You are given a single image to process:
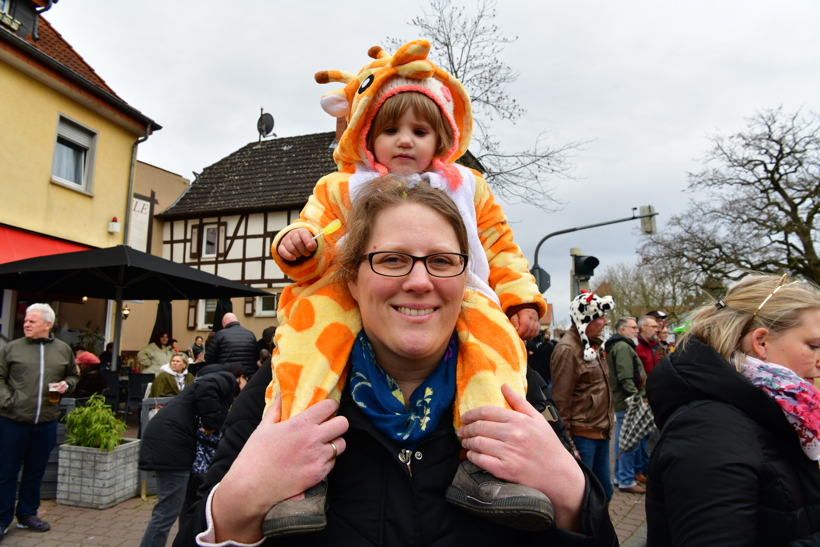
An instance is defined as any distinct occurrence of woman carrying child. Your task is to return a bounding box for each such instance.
[267,40,548,536]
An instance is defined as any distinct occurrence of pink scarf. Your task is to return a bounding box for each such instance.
[740,355,820,460]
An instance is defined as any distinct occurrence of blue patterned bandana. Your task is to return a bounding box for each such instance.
[349,330,457,449]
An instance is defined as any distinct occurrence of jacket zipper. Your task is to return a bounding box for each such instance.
[397,430,450,477]
[34,343,44,424]
[398,449,413,476]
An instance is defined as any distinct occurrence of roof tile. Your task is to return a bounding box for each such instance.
[159,132,339,217]
[24,17,121,97]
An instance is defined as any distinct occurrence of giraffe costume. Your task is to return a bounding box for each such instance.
[265,40,547,431]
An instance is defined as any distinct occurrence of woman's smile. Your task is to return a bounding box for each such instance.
[395,306,436,318]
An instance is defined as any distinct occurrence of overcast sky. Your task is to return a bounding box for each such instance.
[47,0,820,324]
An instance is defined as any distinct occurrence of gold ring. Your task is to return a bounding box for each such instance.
[329,441,337,460]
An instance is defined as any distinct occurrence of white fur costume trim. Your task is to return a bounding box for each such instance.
[347,164,499,307]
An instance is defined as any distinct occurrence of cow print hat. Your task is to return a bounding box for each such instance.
[569,291,615,361]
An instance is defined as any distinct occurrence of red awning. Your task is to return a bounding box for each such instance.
[0,226,92,265]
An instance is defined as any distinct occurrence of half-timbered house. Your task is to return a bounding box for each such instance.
[156,131,337,335]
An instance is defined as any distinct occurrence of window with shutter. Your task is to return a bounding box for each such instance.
[190,224,201,259]
[187,300,198,329]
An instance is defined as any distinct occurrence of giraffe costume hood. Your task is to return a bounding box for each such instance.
[315,39,472,190]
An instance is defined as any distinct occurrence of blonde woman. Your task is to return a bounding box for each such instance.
[646,275,820,546]
[149,354,194,398]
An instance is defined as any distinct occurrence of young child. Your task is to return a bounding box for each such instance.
[265,40,549,535]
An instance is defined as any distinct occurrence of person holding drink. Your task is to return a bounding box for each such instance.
[0,303,78,540]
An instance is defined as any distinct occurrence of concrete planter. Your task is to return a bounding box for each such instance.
[57,438,140,509]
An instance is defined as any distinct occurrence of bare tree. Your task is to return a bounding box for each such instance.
[592,260,710,327]
[640,107,820,286]
[387,0,587,210]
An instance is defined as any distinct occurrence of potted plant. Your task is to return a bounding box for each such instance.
[57,394,140,509]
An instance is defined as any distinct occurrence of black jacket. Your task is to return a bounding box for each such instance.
[204,321,258,377]
[646,337,820,546]
[173,364,617,547]
[139,371,236,472]
[527,338,554,385]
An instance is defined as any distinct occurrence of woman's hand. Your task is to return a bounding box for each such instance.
[277,229,317,261]
[458,384,585,531]
[212,393,349,543]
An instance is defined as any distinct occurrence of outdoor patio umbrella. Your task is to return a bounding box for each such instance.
[0,245,270,369]
[148,300,173,346]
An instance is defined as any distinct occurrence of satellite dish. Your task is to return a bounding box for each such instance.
[257,112,275,137]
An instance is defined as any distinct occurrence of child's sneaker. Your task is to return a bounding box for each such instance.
[445,460,554,531]
[262,480,328,537]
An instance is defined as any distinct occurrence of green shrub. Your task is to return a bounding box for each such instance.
[64,394,127,451]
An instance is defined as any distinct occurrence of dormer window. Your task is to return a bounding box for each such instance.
[0,0,21,31]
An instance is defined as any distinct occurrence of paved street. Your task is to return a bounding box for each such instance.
[3,415,647,546]
[2,487,645,546]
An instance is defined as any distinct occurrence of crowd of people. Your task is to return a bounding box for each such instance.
[2,36,819,547]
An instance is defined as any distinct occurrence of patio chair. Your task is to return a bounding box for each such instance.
[101,370,121,411]
[124,373,154,421]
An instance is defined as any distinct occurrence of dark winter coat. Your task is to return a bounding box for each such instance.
[73,367,109,399]
[604,335,646,413]
[203,321,257,377]
[527,337,554,385]
[0,335,78,424]
[646,336,820,546]
[635,336,660,375]
[139,371,236,472]
[173,364,617,547]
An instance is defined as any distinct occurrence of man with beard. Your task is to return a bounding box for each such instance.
[635,316,661,375]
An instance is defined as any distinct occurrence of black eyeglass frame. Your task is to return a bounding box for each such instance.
[364,251,469,278]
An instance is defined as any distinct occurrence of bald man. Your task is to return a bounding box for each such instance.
[203,313,258,377]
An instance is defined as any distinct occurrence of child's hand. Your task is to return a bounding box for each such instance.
[510,308,540,340]
[278,229,317,261]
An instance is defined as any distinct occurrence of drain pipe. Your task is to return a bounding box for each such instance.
[33,0,55,42]
[123,123,152,246]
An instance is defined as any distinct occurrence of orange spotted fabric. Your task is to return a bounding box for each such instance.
[264,40,547,430]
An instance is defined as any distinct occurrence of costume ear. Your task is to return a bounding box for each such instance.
[315,70,356,117]
[319,90,350,117]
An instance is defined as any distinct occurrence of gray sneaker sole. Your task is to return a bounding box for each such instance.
[262,513,327,537]
[445,485,555,531]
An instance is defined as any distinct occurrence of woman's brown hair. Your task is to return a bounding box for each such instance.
[366,92,455,161]
[336,175,469,286]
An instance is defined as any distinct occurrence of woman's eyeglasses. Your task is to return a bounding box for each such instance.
[364,252,468,278]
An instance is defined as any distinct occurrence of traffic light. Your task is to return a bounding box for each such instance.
[640,205,657,235]
[573,255,599,279]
